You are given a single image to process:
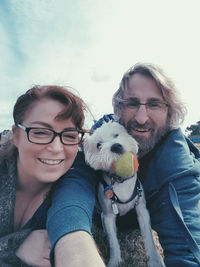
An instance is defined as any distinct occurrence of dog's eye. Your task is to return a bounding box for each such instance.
[97,142,102,150]
[114,134,119,138]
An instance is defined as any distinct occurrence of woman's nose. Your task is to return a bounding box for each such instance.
[47,136,64,152]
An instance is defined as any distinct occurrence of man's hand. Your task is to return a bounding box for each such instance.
[16,229,51,267]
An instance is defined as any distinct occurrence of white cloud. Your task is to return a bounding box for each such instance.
[0,101,13,115]
[0,0,200,132]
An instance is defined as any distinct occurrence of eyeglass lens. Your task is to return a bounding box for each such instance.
[29,128,82,144]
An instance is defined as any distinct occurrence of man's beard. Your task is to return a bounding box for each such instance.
[125,120,170,158]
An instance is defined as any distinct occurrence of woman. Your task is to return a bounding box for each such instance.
[0,85,105,267]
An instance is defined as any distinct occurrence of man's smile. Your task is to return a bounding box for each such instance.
[134,128,150,133]
[130,126,152,138]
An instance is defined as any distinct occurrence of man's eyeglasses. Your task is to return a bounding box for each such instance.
[17,124,85,145]
[118,98,168,114]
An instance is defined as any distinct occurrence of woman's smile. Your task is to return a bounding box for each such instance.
[38,158,64,165]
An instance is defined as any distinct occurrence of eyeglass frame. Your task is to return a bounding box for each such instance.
[118,98,169,113]
[16,123,85,145]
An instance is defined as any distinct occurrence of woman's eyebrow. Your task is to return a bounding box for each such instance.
[30,121,53,128]
[63,127,78,131]
[30,122,77,131]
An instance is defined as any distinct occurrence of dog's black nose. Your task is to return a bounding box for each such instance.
[111,143,124,154]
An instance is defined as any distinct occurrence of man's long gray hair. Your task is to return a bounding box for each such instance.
[112,63,187,129]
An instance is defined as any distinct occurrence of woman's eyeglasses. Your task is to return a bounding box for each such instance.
[17,124,84,145]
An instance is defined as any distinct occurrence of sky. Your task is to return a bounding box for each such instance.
[0,0,200,132]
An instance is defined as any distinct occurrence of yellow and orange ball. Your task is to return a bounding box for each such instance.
[112,152,139,177]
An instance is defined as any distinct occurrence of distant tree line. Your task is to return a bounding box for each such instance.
[185,121,200,143]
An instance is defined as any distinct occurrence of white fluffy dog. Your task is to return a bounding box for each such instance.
[84,121,165,267]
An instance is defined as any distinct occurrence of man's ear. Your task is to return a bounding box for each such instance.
[12,125,19,147]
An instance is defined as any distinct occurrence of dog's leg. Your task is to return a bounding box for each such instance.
[136,196,165,267]
[102,212,122,267]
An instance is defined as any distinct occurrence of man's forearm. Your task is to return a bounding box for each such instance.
[54,231,105,267]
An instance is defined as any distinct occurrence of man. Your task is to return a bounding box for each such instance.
[93,63,200,266]
[47,63,200,266]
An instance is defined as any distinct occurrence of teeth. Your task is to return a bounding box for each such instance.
[136,129,149,132]
[39,159,63,165]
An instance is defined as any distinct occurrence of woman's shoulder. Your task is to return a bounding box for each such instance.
[0,130,15,162]
[0,130,17,190]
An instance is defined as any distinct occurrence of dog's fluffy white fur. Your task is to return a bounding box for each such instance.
[84,121,138,172]
[84,121,165,267]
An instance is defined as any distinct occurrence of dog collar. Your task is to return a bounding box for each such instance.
[101,178,142,205]
[105,172,134,183]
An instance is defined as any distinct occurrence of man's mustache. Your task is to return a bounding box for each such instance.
[126,120,152,131]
